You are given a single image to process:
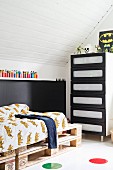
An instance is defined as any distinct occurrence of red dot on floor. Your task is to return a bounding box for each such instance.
[89,158,108,164]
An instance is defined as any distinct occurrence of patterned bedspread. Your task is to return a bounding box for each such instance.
[0,104,68,153]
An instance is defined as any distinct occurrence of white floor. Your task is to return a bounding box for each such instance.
[25,135,113,170]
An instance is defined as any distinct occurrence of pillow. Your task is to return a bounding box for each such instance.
[0,106,12,115]
[9,104,29,114]
[0,104,29,122]
[0,106,15,121]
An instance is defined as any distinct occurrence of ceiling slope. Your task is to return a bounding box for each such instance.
[0,0,113,66]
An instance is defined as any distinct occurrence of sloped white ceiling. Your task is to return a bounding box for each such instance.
[0,0,113,66]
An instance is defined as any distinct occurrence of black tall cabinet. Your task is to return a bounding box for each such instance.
[71,52,113,140]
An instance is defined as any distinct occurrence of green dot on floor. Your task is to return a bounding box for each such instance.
[42,163,62,169]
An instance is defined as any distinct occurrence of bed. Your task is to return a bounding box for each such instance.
[0,80,81,170]
[0,103,68,153]
[0,80,67,153]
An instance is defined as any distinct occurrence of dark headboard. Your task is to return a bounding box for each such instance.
[0,80,66,115]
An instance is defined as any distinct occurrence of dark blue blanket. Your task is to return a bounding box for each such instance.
[15,114,57,149]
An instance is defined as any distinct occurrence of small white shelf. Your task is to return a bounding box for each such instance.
[0,77,38,81]
[0,77,57,81]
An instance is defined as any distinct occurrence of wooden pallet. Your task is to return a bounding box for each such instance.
[15,123,82,170]
[0,123,82,170]
[0,150,15,170]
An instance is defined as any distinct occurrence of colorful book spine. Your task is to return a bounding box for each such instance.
[0,70,38,79]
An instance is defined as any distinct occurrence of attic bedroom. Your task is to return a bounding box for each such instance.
[0,0,113,170]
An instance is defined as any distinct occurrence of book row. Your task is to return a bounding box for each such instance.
[0,70,38,78]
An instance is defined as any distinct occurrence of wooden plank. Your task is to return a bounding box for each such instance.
[0,155,15,164]
[58,123,82,132]
[45,148,58,156]
[16,146,27,155]
[17,144,48,156]
[4,158,15,170]
[58,134,78,144]
[76,137,82,147]
[16,155,28,170]
[0,156,15,170]
[70,140,77,147]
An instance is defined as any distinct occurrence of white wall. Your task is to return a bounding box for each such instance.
[83,9,113,50]
[0,59,66,80]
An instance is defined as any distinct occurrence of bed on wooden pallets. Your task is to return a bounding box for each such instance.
[0,103,82,170]
[0,104,69,153]
[0,80,82,170]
